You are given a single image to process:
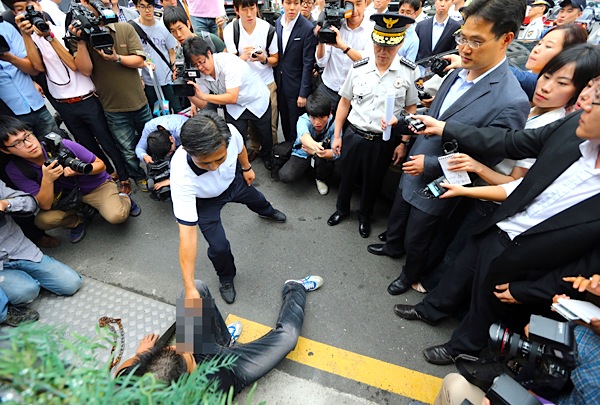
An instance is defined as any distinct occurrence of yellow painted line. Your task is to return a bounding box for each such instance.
[226,314,442,404]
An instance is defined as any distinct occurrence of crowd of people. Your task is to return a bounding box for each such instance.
[1,0,600,402]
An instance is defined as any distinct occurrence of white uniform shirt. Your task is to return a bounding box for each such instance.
[339,56,420,133]
[518,17,545,40]
[223,18,278,85]
[195,52,270,120]
[30,24,96,99]
[170,124,244,224]
[316,18,374,92]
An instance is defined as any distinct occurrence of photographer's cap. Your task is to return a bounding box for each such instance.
[370,13,415,47]
[559,0,586,10]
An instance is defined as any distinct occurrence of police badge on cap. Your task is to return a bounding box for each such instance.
[370,13,415,47]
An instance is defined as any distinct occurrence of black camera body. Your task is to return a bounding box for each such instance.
[43,133,93,175]
[416,49,458,78]
[171,60,198,97]
[316,0,354,44]
[66,1,116,54]
[430,57,451,77]
[146,160,171,202]
[23,5,50,33]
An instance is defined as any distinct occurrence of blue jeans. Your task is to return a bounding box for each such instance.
[18,105,62,140]
[191,280,306,390]
[0,287,7,323]
[0,255,82,305]
[191,16,218,35]
[104,106,153,181]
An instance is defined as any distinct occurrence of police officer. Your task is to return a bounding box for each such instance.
[518,0,554,40]
[327,13,420,238]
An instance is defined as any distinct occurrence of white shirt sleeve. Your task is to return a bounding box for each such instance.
[499,177,524,197]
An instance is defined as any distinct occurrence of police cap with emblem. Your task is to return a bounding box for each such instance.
[531,0,555,10]
[370,13,415,47]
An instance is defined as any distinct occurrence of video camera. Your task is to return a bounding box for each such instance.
[171,60,198,97]
[43,133,93,175]
[316,0,354,44]
[146,159,171,202]
[416,49,459,78]
[22,5,50,33]
[65,0,117,55]
[0,16,10,54]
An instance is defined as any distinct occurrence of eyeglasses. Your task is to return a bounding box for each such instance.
[301,1,314,6]
[454,33,494,49]
[398,9,415,16]
[7,132,34,149]
[137,4,154,10]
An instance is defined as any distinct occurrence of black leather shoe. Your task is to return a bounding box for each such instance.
[219,282,236,304]
[378,231,387,242]
[327,211,347,226]
[359,220,371,238]
[259,209,287,223]
[367,243,405,258]
[423,344,454,365]
[264,158,274,171]
[387,275,412,295]
[393,304,440,326]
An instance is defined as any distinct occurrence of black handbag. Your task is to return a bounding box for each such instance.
[52,183,83,212]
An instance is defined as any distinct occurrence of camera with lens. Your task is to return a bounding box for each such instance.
[146,159,171,202]
[171,60,199,97]
[43,133,93,175]
[23,5,50,33]
[416,49,458,78]
[66,1,117,55]
[316,0,354,44]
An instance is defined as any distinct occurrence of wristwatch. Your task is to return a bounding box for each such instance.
[115,55,122,64]
[45,32,54,42]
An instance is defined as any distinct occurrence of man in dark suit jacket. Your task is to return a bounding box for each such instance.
[414,0,461,62]
[368,0,529,296]
[275,1,317,142]
[406,98,600,365]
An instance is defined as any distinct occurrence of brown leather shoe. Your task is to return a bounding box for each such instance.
[247,149,258,163]
[35,234,61,248]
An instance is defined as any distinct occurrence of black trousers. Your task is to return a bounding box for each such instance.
[277,82,305,143]
[54,96,130,181]
[335,126,394,221]
[317,82,341,117]
[225,106,273,162]
[278,155,335,183]
[195,172,276,284]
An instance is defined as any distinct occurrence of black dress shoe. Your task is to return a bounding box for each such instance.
[393,304,440,326]
[219,282,236,304]
[423,344,454,365]
[359,221,371,238]
[387,275,412,295]
[378,231,387,242]
[264,158,274,171]
[327,211,347,226]
[367,243,405,258]
[259,209,287,223]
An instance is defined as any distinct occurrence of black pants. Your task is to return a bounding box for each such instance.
[279,155,335,183]
[277,83,305,142]
[196,172,276,284]
[335,126,394,221]
[225,106,273,162]
[317,82,341,117]
[54,96,130,181]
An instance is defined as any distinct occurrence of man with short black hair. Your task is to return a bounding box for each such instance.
[556,0,585,26]
[414,0,462,62]
[170,112,286,304]
[398,0,421,62]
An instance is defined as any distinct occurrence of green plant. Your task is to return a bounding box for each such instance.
[0,323,248,405]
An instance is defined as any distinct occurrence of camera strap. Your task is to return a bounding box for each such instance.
[232,19,276,56]
[128,20,173,71]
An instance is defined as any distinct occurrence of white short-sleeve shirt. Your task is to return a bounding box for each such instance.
[170,124,244,225]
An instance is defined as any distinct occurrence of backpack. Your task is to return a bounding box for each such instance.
[232,19,276,56]
[199,31,217,53]
[271,141,293,173]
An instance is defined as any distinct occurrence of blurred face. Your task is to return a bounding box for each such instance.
[345,0,366,27]
[190,51,215,77]
[309,115,330,132]
[575,88,600,140]
[533,63,576,110]
[2,131,44,161]
[435,0,452,16]
[189,144,228,171]
[235,3,258,26]
[457,16,512,78]
[525,29,565,74]
[168,20,193,44]
[398,3,417,17]
[556,5,582,25]
[300,0,313,19]
[283,0,301,21]
[136,0,155,23]
[373,0,391,11]
[12,0,43,14]
[574,77,600,110]
[527,4,546,19]
[373,43,401,67]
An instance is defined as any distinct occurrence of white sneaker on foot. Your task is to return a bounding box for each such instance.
[315,179,329,195]
[285,276,324,292]
[227,320,242,346]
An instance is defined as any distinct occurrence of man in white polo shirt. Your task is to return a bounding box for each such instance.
[183,36,275,170]
[170,112,286,305]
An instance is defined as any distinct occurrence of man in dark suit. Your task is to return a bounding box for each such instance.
[275,0,318,142]
[367,0,529,295]
[402,90,600,365]
[414,0,461,62]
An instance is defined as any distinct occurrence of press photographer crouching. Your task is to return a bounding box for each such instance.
[0,116,141,244]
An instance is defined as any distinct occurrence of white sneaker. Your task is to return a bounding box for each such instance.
[227,320,242,347]
[285,276,324,292]
[315,179,329,195]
